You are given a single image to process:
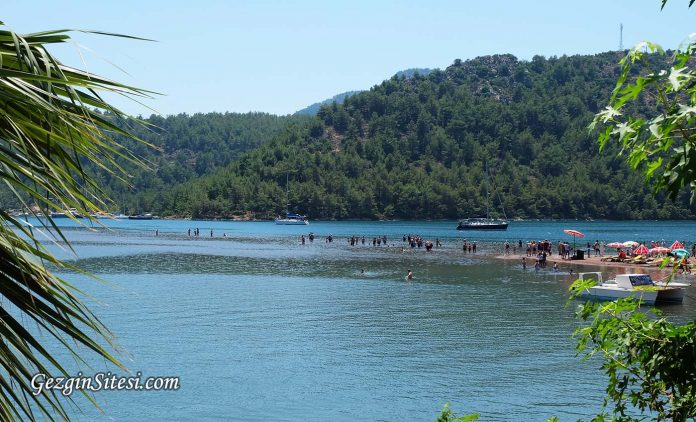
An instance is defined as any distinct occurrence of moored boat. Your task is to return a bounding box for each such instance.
[128,213,153,220]
[275,174,309,225]
[275,212,309,225]
[456,162,508,231]
[50,209,84,218]
[578,272,685,305]
[456,218,508,230]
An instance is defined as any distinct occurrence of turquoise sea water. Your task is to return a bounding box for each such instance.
[25,219,696,421]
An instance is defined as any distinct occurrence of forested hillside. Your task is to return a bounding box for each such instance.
[6,52,693,220]
[103,112,312,202]
[133,52,696,220]
[0,112,311,212]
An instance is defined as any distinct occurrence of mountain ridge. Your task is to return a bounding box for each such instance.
[294,68,433,116]
[7,52,692,220]
[130,51,694,220]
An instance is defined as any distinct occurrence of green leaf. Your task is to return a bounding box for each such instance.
[0,22,154,418]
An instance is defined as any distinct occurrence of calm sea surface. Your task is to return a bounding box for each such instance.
[27,219,696,421]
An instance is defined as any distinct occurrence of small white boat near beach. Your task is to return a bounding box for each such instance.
[578,272,686,305]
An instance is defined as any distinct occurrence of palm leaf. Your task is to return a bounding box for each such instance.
[0,23,154,420]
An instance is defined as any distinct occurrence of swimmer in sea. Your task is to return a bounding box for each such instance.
[406,269,413,280]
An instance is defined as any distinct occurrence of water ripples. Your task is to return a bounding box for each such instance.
[42,224,696,421]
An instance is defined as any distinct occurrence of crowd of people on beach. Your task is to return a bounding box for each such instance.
[500,237,696,275]
[159,225,696,280]
[173,226,696,276]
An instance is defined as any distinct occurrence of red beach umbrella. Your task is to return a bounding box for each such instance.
[563,229,584,238]
[563,229,584,250]
[670,240,684,250]
[606,242,624,248]
[649,246,670,254]
[633,244,649,255]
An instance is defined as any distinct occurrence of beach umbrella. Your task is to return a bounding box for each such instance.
[670,240,684,250]
[672,248,690,256]
[649,246,670,254]
[634,244,649,255]
[563,229,584,251]
[606,242,624,248]
[623,241,639,248]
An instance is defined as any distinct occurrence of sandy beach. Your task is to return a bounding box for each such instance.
[495,251,687,280]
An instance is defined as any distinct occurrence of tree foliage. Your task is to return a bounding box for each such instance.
[0,23,150,419]
[575,2,696,420]
[569,279,696,421]
[6,50,691,221]
[136,52,696,220]
[0,111,311,213]
[592,39,696,202]
[435,403,479,422]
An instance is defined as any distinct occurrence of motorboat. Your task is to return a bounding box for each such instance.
[577,272,685,305]
[588,272,691,288]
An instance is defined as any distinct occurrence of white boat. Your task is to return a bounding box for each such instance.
[128,213,153,220]
[50,209,84,218]
[275,174,309,225]
[652,277,692,288]
[593,272,691,288]
[275,212,309,225]
[578,272,685,305]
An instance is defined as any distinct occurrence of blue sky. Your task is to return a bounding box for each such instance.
[3,1,695,116]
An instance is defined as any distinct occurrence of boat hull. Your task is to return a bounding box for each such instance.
[583,286,659,305]
[275,219,308,225]
[655,287,686,303]
[50,212,84,218]
[456,223,508,230]
[582,286,685,305]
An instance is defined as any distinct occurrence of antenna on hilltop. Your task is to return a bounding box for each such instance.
[619,23,623,51]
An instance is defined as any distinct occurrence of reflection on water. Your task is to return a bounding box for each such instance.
[37,220,696,421]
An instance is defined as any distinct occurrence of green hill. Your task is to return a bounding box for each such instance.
[8,53,692,220]
[0,112,312,213]
[138,52,695,220]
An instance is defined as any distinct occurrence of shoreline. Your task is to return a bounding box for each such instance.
[494,252,680,278]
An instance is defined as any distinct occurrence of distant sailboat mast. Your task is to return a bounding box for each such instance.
[275,173,309,225]
[456,161,508,230]
[485,162,490,219]
[285,173,290,216]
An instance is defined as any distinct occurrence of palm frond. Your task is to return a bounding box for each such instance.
[0,23,154,419]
